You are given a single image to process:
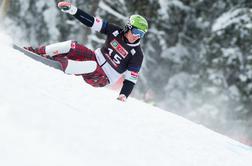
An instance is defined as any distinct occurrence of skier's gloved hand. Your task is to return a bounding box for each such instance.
[58,2,77,15]
[117,94,127,102]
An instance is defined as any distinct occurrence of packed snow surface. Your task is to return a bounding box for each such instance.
[0,32,252,166]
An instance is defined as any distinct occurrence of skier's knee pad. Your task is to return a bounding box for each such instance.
[45,40,76,57]
[64,60,97,75]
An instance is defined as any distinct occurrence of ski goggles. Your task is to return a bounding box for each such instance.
[131,28,145,38]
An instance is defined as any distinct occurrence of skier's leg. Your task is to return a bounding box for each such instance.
[24,40,73,57]
[45,40,73,57]
[24,46,46,55]
[62,42,109,87]
[82,66,109,87]
[65,41,95,61]
[53,41,99,75]
[25,41,109,85]
[64,60,97,75]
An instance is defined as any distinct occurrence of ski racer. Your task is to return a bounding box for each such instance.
[25,1,148,102]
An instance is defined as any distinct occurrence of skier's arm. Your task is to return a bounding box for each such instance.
[117,80,135,101]
[117,70,139,102]
[58,2,108,33]
[73,9,108,32]
[117,48,144,102]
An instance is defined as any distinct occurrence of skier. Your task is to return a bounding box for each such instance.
[25,1,148,102]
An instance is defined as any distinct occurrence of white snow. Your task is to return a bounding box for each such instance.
[98,1,127,20]
[158,0,190,19]
[40,1,60,41]
[0,31,252,166]
[221,47,243,65]
[212,8,252,32]
[161,43,189,63]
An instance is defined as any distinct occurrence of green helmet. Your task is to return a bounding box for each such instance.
[126,14,148,35]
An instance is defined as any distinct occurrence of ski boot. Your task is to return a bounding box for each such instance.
[23,46,53,59]
[24,46,46,56]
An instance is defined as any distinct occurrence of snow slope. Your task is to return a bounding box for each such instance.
[0,32,252,166]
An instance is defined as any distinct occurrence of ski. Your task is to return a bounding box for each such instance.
[12,44,63,71]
